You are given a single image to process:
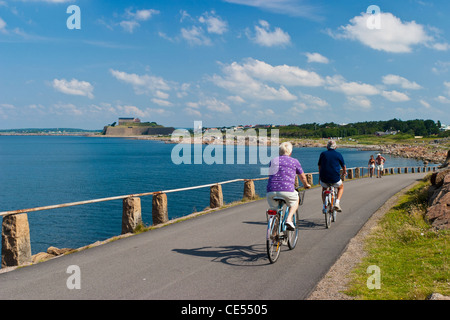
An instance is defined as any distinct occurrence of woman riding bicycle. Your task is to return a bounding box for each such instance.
[266,142,311,231]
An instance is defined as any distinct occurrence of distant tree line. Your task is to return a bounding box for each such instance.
[276,119,444,138]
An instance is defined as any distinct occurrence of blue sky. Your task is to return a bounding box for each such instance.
[1,0,449,130]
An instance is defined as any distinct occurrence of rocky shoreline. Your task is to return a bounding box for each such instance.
[92,133,447,164]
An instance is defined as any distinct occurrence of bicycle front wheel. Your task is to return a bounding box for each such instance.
[266,214,282,263]
[287,208,299,250]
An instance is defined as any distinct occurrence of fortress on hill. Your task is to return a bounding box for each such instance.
[102,118,175,136]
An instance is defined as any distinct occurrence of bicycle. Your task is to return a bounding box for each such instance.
[266,188,305,264]
[322,185,337,229]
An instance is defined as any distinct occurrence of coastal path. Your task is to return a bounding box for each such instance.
[0,172,426,299]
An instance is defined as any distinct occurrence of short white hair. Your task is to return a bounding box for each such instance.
[327,140,337,150]
[279,142,293,155]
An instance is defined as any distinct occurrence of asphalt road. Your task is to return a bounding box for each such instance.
[0,172,426,300]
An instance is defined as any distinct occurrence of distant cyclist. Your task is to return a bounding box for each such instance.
[318,140,346,212]
[267,142,311,231]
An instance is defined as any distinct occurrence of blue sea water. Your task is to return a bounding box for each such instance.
[0,136,424,255]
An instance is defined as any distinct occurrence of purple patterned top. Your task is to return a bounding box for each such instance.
[267,155,304,192]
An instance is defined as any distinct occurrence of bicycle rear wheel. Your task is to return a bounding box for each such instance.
[266,214,282,263]
[325,208,332,228]
[287,208,299,249]
[325,195,332,229]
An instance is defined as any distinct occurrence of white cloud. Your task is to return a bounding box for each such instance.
[151,98,173,107]
[0,17,6,33]
[189,97,232,114]
[212,58,324,101]
[419,99,431,109]
[119,20,139,33]
[347,96,372,110]
[241,58,324,87]
[133,9,159,21]
[329,12,436,53]
[181,26,212,46]
[52,78,94,99]
[299,93,329,107]
[381,90,410,102]
[435,96,450,104]
[120,8,159,33]
[110,69,171,95]
[222,0,322,20]
[199,11,228,34]
[227,95,245,104]
[116,105,149,118]
[382,74,422,90]
[444,81,450,96]
[249,20,291,47]
[51,103,83,116]
[326,75,379,96]
[305,52,329,64]
[184,107,202,117]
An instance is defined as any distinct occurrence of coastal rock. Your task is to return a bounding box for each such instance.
[32,252,55,263]
[47,246,73,256]
[430,168,450,188]
[427,169,450,230]
[428,293,450,300]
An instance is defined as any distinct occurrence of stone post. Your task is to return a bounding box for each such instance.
[355,167,360,179]
[390,168,394,174]
[1,213,32,268]
[347,169,354,179]
[412,167,415,173]
[152,193,168,225]
[397,167,401,174]
[243,180,256,200]
[306,173,313,186]
[210,184,223,209]
[122,197,142,234]
[404,167,408,174]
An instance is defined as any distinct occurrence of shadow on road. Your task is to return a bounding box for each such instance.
[298,218,325,230]
[172,244,269,267]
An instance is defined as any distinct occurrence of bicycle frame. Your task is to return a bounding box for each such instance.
[323,186,337,228]
[266,189,304,263]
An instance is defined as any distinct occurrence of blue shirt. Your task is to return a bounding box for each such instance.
[267,155,304,192]
[318,149,345,184]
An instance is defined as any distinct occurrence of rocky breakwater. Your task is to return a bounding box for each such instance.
[426,151,450,230]
[379,144,446,163]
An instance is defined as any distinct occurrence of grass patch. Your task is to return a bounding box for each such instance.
[345,177,450,300]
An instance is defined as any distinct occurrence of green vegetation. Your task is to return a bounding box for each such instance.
[345,177,450,300]
[276,119,444,139]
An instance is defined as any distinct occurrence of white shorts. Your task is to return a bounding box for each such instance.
[267,191,299,210]
[320,180,343,188]
[376,164,384,170]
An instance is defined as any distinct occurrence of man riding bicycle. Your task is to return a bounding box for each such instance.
[267,142,311,231]
[318,140,346,212]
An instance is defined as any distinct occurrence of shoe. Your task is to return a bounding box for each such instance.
[334,202,342,212]
[285,221,295,231]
